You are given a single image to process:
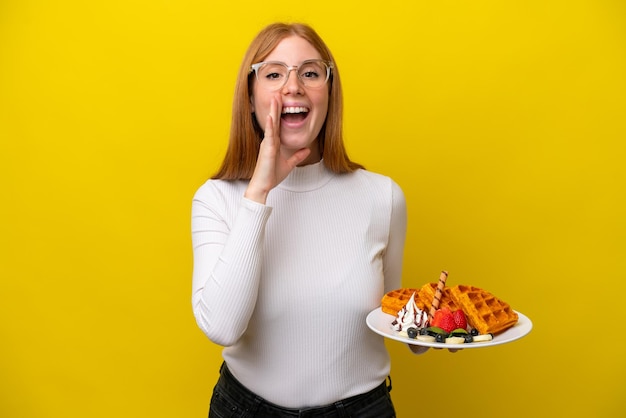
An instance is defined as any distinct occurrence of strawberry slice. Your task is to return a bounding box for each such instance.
[438,315,456,333]
[452,310,468,330]
[431,308,456,333]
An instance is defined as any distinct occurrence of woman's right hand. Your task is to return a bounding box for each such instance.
[244,96,311,204]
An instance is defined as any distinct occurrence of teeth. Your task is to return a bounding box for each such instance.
[282,106,308,114]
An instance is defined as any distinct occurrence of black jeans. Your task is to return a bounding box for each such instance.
[208,363,396,418]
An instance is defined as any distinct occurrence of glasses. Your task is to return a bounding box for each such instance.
[250,59,333,91]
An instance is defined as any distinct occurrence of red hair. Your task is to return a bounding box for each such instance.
[212,22,364,180]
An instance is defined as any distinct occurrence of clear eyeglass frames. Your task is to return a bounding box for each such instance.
[249,59,333,91]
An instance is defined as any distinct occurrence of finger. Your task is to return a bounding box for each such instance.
[266,97,277,136]
[272,95,281,141]
[408,345,430,355]
[264,113,274,141]
[263,98,279,147]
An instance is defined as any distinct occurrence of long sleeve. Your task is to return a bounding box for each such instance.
[191,181,271,346]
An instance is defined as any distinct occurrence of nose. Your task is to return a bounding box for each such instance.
[282,68,303,93]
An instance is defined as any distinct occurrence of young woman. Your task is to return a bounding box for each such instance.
[191,22,407,417]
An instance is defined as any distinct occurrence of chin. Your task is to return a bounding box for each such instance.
[280,135,316,150]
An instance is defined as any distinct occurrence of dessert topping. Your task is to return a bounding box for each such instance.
[391,292,428,331]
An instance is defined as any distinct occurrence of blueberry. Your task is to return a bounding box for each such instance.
[435,334,445,343]
[407,327,418,339]
[464,334,474,343]
[470,328,479,336]
[419,327,428,335]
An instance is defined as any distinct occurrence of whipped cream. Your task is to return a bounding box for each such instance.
[391,292,428,331]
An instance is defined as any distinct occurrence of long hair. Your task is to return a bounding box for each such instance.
[212,22,364,180]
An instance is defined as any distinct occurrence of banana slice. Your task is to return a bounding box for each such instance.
[472,334,493,342]
[416,335,436,343]
[445,336,465,344]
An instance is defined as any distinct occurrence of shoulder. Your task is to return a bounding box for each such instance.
[193,179,248,201]
[192,179,249,214]
[336,169,406,214]
[348,169,405,197]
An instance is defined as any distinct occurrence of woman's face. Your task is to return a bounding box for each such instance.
[251,36,329,163]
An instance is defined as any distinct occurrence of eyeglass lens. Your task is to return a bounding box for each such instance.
[255,61,329,90]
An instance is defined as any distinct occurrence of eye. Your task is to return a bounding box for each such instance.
[259,64,287,81]
[301,70,320,79]
[299,63,324,79]
[265,72,283,80]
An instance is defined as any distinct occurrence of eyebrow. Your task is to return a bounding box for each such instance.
[259,59,324,65]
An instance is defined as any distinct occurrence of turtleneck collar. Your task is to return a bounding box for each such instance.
[277,160,334,192]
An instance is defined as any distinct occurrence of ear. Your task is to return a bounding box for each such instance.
[249,94,255,113]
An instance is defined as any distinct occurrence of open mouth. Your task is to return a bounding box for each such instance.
[281,106,309,123]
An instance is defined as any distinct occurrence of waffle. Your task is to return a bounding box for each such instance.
[416,282,463,314]
[381,288,420,315]
[449,284,518,334]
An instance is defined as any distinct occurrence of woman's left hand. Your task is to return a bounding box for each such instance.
[408,345,430,355]
[408,345,461,354]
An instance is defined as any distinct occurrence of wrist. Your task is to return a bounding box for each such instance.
[244,185,269,204]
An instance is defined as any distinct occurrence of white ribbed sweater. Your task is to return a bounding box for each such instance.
[191,161,407,408]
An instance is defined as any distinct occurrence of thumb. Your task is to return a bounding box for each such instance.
[286,148,312,168]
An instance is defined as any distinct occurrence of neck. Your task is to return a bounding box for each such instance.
[284,142,321,167]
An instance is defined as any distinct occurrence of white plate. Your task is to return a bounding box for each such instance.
[366,307,532,349]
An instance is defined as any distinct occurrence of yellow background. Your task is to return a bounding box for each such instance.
[1,1,625,417]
